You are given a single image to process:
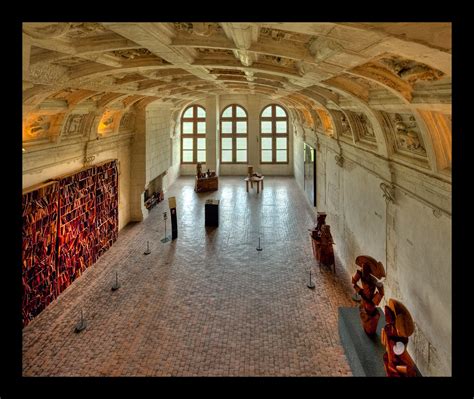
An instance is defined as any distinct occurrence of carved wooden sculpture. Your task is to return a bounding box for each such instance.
[319,225,335,271]
[309,212,327,263]
[196,162,203,178]
[352,255,385,335]
[381,299,416,377]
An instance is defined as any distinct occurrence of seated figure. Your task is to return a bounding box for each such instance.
[381,299,417,377]
[352,255,385,335]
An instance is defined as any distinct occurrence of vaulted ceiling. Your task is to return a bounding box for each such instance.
[22,22,452,176]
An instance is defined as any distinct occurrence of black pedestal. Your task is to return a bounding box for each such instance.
[205,199,219,227]
[170,207,178,239]
[338,307,387,376]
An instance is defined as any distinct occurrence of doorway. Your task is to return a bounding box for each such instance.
[303,143,316,207]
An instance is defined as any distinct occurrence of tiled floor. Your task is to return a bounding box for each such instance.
[22,176,355,376]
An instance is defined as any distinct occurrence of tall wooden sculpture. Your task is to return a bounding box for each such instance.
[381,299,416,377]
[351,255,385,335]
[309,213,336,272]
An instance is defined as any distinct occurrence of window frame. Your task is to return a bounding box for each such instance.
[220,104,249,164]
[181,105,206,164]
[260,104,289,164]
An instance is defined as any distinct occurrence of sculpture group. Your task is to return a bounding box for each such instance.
[309,211,417,377]
[351,255,417,377]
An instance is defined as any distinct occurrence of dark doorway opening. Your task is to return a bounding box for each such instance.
[304,143,316,207]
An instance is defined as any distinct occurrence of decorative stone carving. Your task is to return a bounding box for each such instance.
[308,36,344,62]
[52,57,90,68]
[23,23,70,39]
[112,48,155,60]
[98,111,116,135]
[356,112,376,142]
[260,54,294,68]
[195,48,234,57]
[66,23,107,38]
[391,113,426,155]
[340,113,352,137]
[119,112,136,131]
[29,63,69,85]
[63,114,85,136]
[260,27,288,41]
[174,22,220,37]
[350,62,413,102]
[380,182,395,203]
[25,115,51,139]
[378,55,445,85]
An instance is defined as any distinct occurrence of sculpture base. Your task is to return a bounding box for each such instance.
[338,307,423,377]
[338,307,386,376]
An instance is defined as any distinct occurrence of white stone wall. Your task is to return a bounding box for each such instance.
[309,129,452,376]
[145,104,172,184]
[22,134,133,231]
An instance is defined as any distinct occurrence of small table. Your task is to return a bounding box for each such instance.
[245,176,264,194]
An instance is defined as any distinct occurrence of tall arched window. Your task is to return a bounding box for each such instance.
[220,104,248,163]
[260,104,289,163]
[181,105,206,164]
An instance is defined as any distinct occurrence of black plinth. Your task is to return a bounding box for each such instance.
[205,199,219,227]
[338,307,387,376]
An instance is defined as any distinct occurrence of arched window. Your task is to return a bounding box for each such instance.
[220,104,248,163]
[260,104,289,163]
[181,105,206,164]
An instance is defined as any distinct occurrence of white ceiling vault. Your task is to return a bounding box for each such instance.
[22,22,452,177]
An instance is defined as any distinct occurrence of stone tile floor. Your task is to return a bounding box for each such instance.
[22,176,355,376]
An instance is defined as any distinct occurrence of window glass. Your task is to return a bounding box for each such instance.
[183,138,193,150]
[182,151,193,162]
[222,107,232,118]
[276,121,287,133]
[236,137,247,149]
[222,150,232,162]
[236,150,247,162]
[222,138,233,150]
[261,137,272,150]
[197,138,206,150]
[236,121,247,134]
[275,106,286,117]
[197,107,206,118]
[197,122,206,134]
[276,137,287,149]
[183,122,193,134]
[276,150,287,162]
[183,107,193,118]
[222,121,233,133]
[197,150,206,162]
[261,121,272,133]
[261,150,272,162]
[262,106,272,117]
[236,106,246,118]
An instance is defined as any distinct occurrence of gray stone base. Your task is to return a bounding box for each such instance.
[338,306,387,376]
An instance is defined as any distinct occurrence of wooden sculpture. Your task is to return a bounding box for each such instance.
[319,225,335,271]
[381,299,416,377]
[309,212,327,262]
[309,213,335,272]
[352,255,385,335]
[196,162,203,178]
